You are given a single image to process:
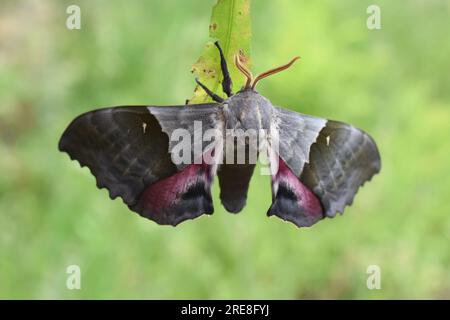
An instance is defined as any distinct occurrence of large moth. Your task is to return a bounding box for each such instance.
[59,42,381,227]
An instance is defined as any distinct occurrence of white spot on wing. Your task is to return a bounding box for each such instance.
[142,122,147,134]
[326,135,330,146]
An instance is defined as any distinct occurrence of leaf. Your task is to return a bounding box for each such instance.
[189,0,252,104]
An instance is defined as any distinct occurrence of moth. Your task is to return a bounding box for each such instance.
[59,42,381,227]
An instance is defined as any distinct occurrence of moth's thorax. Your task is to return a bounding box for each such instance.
[222,89,273,131]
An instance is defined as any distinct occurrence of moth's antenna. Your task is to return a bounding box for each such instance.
[251,56,300,89]
[234,54,253,89]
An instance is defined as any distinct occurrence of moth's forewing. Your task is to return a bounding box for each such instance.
[300,120,381,217]
[149,104,221,170]
[59,104,222,226]
[273,107,327,176]
[59,107,177,205]
[268,108,381,227]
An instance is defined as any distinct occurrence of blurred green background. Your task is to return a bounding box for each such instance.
[1,0,449,299]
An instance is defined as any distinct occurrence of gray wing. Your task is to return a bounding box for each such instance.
[272,107,327,176]
[59,106,176,206]
[271,107,381,224]
[149,104,223,170]
[59,104,222,226]
[300,120,381,217]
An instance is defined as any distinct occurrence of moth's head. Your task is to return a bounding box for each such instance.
[234,54,300,92]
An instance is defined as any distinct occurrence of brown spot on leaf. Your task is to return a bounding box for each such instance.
[238,49,250,66]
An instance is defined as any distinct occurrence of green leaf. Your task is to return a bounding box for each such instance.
[189,0,252,104]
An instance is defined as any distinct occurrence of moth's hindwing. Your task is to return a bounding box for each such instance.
[267,156,324,227]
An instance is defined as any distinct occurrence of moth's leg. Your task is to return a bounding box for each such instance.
[214,41,233,97]
[195,78,224,103]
